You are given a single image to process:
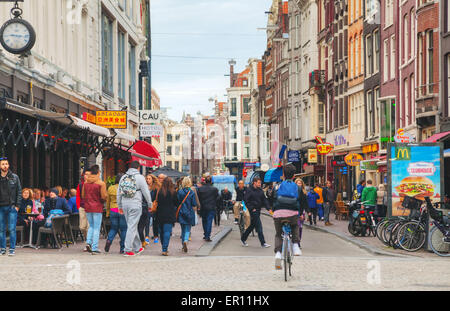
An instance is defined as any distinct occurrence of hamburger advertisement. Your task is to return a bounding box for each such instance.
[389,144,442,217]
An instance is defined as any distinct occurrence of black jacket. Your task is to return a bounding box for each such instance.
[156,191,179,224]
[244,185,270,212]
[235,186,246,201]
[197,184,219,214]
[323,187,336,203]
[0,171,22,207]
[42,197,71,219]
[220,190,232,201]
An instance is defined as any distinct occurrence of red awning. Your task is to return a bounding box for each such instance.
[125,140,162,168]
[422,131,450,143]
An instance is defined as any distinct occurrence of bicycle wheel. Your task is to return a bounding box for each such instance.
[383,221,397,247]
[396,221,426,252]
[429,226,450,257]
[287,240,293,277]
[283,237,288,281]
[389,221,404,248]
[376,219,389,242]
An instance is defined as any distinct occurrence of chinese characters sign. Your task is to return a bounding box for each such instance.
[95,111,127,129]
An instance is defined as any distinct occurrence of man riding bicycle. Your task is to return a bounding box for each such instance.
[272,164,310,269]
[233,181,248,226]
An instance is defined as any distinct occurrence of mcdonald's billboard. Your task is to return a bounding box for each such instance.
[387,143,443,217]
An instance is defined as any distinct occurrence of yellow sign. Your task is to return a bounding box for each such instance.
[362,143,379,154]
[82,112,96,124]
[344,153,363,166]
[308,149,318,163]
[96,111,127,129]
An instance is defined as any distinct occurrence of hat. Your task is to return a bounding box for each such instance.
[50,188,59,196]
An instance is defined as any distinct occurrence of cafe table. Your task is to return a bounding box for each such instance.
[19,213,41,249]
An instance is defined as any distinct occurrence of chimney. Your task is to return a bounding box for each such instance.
[229,59,236,87]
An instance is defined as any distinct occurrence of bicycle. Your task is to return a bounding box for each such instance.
[396,197,428,252]
[278,220,293,282]
[426,198,450,257]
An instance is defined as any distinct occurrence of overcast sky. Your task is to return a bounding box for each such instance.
[151,0,271,122]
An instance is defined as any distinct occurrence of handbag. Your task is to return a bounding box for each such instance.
[151,188,160,213]
[176,190,191,220]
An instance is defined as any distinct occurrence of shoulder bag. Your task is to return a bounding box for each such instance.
[176,190,191,220]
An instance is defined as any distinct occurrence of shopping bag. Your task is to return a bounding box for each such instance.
[194,212,198,226]
[220,211,227,222]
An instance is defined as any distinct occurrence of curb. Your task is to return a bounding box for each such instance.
[195,225,233,257]
[260,211,410,258]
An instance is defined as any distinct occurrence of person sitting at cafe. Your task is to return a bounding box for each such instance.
[67,189,78,214]
[32,188,71,246]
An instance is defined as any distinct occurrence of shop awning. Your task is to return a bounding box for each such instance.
[68,115,111,137]
[128,140,162,167]
[264,167,283,183]
[422,131,450,143]
[113,129,136,143]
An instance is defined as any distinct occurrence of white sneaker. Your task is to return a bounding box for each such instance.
[262,243,271,248]
[241,239,248,247]
[275,252,282,270]
[293,243,302,256]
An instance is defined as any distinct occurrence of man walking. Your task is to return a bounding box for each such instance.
[197,176,219,242]
[233,180,246,225]
[314,184,324,221]
[361,180,377,214]
[117,161,152,257]
[323,180,336,226]
[76,169,91,240]
[0,158,22,256]
[241,177,271,248]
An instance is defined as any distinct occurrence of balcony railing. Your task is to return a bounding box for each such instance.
[309,70,326,89]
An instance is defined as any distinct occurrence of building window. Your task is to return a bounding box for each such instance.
[403,78,408,127]
[447,55,450,114]
[427,30,433,93]
[167,134,172,142]
[233,143,237,157]
[167,161,172,168]
[366,34,373,75]
[447,0,450,33]
[175,161,179,171]
[367,91,374,135]
[410,74,415,122]
[418,33,424,96]
[101,13,113,95]
[243,98,250,113]
[384,39,389,82]
[318,102,324,134]
[375,88,380,134]
[230,98,237,116]
[374,31,380,72]
[403,14,408,64]
[390,36,395,81]
[118,31,125,101]
[243,121,250,136]
[175,146,180,156]
[128,42,136,110]
[411,9,416,59]
[244,145,250,159]
[231,121,237,139]
[175,134,180,141]
[167,146,172,156]
[385,0,393,27]
[350,38,354,78]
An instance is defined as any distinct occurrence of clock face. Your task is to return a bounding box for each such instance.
[3,22,30,50]
[0,19,36,54]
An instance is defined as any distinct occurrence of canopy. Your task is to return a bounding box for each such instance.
[150,166,188,179]
[212,175,236,184]
[422,131,450,143]
[264,167,283,183]
[129,140,162,167]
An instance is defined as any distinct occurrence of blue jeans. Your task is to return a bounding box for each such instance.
[0,206,17,250]
[318,204,324,219]
[159,223,173,252]
[107,211,127,252]
[180,224,191,244]
[86,212,103,251]
[202,210,215,240]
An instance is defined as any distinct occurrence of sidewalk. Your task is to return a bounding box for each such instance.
[262,211,439,258]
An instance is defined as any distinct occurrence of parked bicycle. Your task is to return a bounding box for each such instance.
[426,197,450,257]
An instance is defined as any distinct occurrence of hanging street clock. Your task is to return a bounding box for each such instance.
[0,1,36,55]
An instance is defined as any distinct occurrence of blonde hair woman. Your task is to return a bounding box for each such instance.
[295,178,307,195]
[176,176,198,253]
[294,178,308,250]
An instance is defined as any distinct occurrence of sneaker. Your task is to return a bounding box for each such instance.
[241,239,248,247]
[205,238,212,242]
[8,249,15,256]
[124,251,136,257]
[91,250,101,255]
[293,243,302,256]
[145,236,150,243]
[0,249,6,256]
[234,219,239,224]
[119,250,124,254]
[136,247,144,255]
[182,241,188,253]
[84,244,92,253]
[104,240,112,253]
[162,251,168,256]
[275,252,282,270]
[262,243,271,248]
[141,241,147,248]
[154,238,159,244]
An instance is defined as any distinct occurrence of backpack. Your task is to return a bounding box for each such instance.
[119,174,138,198]
[277,181,299,199]
[44,209,64,228]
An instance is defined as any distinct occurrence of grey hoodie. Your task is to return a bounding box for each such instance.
[117,168,152,209]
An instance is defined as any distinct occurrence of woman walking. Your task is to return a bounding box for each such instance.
[155,177,179,256]
[139,174,160,247]
[295,178,308,249]
[104,174,127,254]
[177,177,198,253]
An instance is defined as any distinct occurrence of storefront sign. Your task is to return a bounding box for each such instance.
[344,153,363,166]
[334,134,347,147]
[388,143,443,217]
[394,128,415,143]
[96,111,127,129]
[307,149,318,163]
[82,112,96,124]
[139,110,162,124]
[140,125,163,137]
[360,160,378,171]
[332,159,346,167]
[288,150,300,162]
[315,136,333,154]
[362,143,379,154]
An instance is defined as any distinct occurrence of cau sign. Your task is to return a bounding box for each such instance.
[139,110,162,124]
